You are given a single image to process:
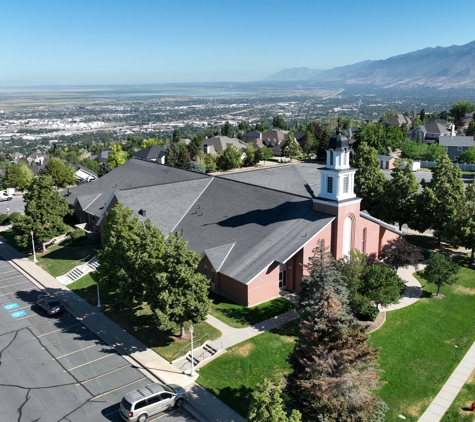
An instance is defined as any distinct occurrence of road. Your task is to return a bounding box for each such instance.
[0,257,197,422]
[0,195,25,215]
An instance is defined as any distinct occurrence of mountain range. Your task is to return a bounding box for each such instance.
[265,40,475,89]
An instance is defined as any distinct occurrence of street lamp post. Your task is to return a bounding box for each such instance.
[96,282,101,308]
[31,231,38,263]
[189,324,196,376]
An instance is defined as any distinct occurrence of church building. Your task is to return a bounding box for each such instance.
[66,131,401,307]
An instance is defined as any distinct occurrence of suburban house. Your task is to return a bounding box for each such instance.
[382,114,413,128]
[408,121,451,143]
[259,129,289,156]
[437,136,475,161]
[200,136,248,155]
[89,150,112,163]
[27,152,46,166]
[242,130,262,143]
[65,131,401,307]
[132,145,168,164]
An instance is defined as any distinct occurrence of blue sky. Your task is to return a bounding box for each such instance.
[2,0,475,86]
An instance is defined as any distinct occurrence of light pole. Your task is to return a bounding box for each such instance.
[31,231,38,263]
[96,282,101,308]
[189,324,196,376]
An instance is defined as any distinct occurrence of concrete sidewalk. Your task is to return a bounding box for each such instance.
[0,236,245,422]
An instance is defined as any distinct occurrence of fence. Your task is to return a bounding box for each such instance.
[418,161,475,172]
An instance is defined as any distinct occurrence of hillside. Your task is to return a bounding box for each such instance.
[266,40,475,89]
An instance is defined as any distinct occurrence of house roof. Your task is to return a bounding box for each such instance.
[438,136,475,148]
[132,145,168,161]
[383,114,412,127]
[201,136,247,153]
[73,162,98,177]
[425,121,449,134]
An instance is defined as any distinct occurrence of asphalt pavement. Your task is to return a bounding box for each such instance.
[0,245,199,421]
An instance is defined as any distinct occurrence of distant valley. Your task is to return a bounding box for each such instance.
[266,40,475,89]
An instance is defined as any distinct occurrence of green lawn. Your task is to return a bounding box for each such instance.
[197,321,297,418]
[369,264,475,421]
[33,243,96,277]
[209,292,295,328]
[68,275,221,361]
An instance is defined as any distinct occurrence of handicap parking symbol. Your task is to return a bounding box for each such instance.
[10,310,27,319]
[3,303,19,311]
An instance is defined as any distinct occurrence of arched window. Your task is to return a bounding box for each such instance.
[362,228,367,253]
[342,216,352,258]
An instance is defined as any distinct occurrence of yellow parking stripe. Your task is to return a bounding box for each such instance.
[67,354,114,371]
[56,344,96,359]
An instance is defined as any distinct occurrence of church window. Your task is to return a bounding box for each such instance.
[329,150,334,165]
[362,228,367,253]
[343,151,347,165]
[327,177,333,193]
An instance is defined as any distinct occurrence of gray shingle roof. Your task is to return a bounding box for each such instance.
[65,159,208,218]
[438,136,475,147]
[132,145,168,161]
[219,165,312,198]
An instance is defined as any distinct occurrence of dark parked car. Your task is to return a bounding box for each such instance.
[36,295,65,316]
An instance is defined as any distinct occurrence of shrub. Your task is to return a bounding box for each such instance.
[69,229,86,241]
[7,212,22,224]
[0,214,8,224]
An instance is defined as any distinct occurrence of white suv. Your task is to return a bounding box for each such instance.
[0,191,12,201]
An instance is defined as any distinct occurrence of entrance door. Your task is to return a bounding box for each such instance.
[279,264,287,289]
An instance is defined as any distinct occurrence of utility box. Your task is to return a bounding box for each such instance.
[401,161,421,171]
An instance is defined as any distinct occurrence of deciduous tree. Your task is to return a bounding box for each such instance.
[363,264,405,308]
[14,175,72,252]
[216,145,242,171]
[353,142,388,219]
[2,163,34,191]
[221,121,235,138]
[107,144,126,168]
[411,154,464,246]
[41,158,76,188]
[458,147,475,164]
[281,134,299,162]
[383,160,419,230]
[379,237,424,270]
[146,232,211,338]
[423,253,459,297]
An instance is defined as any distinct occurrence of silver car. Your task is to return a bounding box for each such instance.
[119,383,185,422]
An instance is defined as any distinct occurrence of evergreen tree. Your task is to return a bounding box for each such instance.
[238,120,250,133]
[272,115,288,130]
[411,154,464,246]
[98,162,112,177]
[249,379,302,422]
[383,159,419,230]
[14,175,72,252]
[287,282,386,421]
[221,121,235,138]
[353,142,388,219]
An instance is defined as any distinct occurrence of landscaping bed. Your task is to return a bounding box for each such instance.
[209,292,295,328]
[68,275,221,361]
[197,321,297,418]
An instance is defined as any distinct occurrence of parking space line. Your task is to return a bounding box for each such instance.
[0,274,27,283]
[13,313,38,321]
[77,364,130,385]
[56,344,96,359]
[0,269,18,276]
[44,331,97,348]
[0,289,29,298]
[0,280,30,289]
[67,354,116,371]
[36,322,82,337]
[89,377,147,400]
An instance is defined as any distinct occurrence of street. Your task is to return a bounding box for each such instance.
[0,256,197,422]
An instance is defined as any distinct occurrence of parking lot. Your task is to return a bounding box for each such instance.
[0,257,197,422]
